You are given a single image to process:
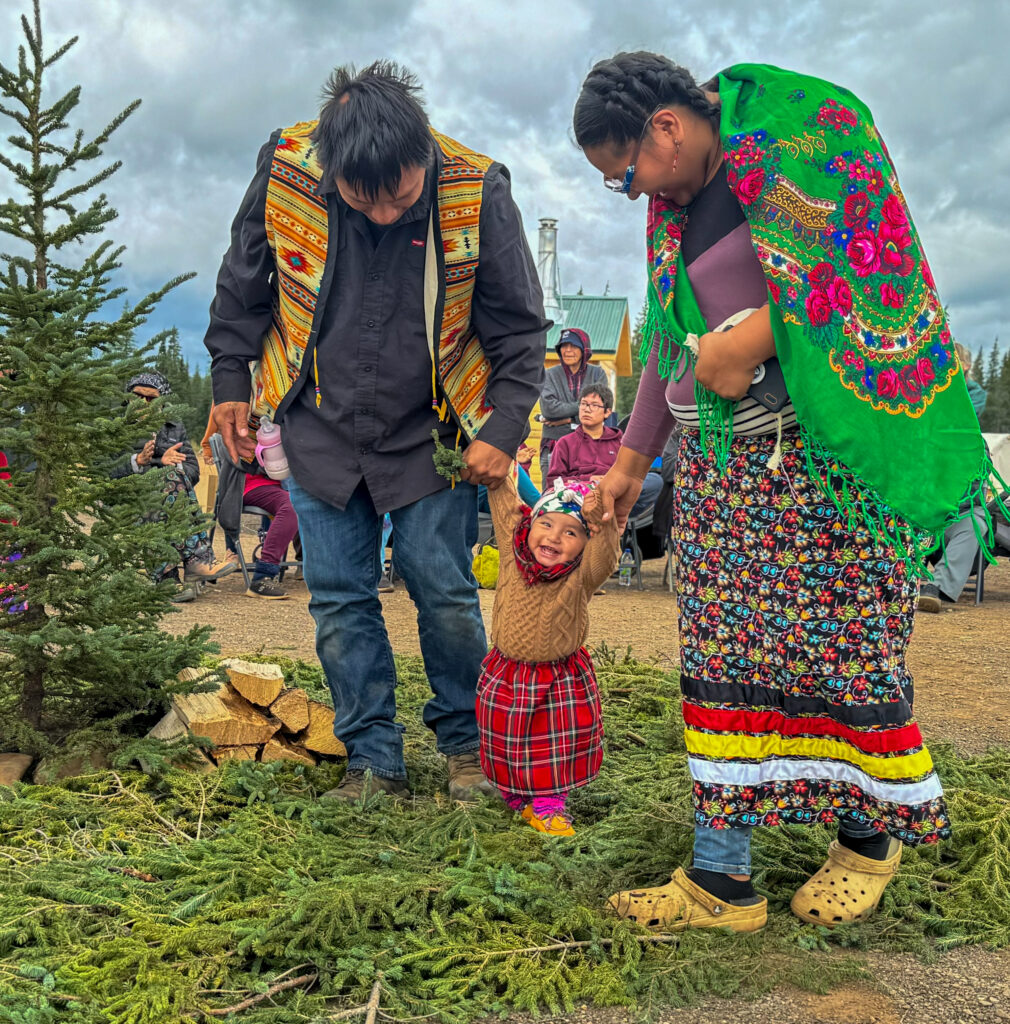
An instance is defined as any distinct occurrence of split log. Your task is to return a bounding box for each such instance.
[212,745,260,763]
[146,709,187,741]
[269,687,310,734]
[299,701,347,756]
[171,684,281,748]
[219,658,284,707]
[141,710,215,774]
[261,737,317,766]
[0,754,32,786]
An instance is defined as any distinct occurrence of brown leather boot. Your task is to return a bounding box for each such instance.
[322,769,410,803]
[446,752,495,801]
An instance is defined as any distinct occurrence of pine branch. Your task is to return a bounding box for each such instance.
[485,934,678,956]
[327,975,384,1022]
[431,430,466,483]
[202,971,317,1016]
[42,34,77,69]
[104,865,159,883]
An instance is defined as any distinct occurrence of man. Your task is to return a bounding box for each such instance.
[547,382,662,519]
[538,328,608,486]
[204,62,548,801]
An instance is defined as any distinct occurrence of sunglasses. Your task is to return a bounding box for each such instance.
[604,106,663,194]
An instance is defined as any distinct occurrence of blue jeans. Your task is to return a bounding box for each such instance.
[693,818,882,875]
[630,471,663,519]
[287,478,487,780]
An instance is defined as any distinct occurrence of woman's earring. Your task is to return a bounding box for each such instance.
[672,139,682,175]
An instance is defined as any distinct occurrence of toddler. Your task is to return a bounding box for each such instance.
[477,472,619,836]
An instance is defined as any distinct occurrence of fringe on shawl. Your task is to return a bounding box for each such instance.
[642,293,1010,581]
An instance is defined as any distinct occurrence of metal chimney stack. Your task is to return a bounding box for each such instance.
[536,217,564,326]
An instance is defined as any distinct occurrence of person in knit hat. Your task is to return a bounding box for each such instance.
[477,472,619,837]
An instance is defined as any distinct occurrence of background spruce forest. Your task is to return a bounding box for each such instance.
[152,333,213,443]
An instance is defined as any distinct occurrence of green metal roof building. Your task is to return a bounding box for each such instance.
[545,294,633,377]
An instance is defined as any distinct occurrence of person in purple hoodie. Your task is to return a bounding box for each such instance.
[547,382,662,519]
[538,328,609,486]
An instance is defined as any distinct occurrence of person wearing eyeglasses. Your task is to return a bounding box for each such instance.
[545,382,662,521]
[568,53,999,937]
[538,327,609,487]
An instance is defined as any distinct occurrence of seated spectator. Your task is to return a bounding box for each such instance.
[547,382,662,519]
[919,348,988,613]
[919,509,988,612]
[538,327,608,486]
[516,441,536,477]
[201,401,299,600]
[114,372,233,602]
[201,404,267,567]
[243,470,299,600]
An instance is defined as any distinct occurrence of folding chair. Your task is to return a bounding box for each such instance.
[620,507,653,591]
[208,433,302,589]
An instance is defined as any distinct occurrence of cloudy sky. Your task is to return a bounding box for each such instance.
[2,0,1008,369]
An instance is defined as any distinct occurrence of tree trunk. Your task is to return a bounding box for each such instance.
[20,654,45,730]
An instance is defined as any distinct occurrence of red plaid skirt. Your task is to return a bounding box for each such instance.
[476,646,603,797]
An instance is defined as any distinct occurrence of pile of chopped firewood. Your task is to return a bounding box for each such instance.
[147,659,345,768]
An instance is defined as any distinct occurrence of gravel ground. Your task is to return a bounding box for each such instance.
[167,518,1010,755]
[536,947,1010,1024]
[163,520,1010,1024]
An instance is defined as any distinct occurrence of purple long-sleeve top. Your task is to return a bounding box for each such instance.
[622,165,788,458]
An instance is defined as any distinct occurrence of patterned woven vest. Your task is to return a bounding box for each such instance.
[252,122,495,441]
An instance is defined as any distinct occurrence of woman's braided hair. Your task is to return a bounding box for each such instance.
[573,51,719,150]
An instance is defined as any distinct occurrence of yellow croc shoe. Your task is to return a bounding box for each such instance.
[607,868,767,933]
[521,805,576,837]
[791,838,901,927]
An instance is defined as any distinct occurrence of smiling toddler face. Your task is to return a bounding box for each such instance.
[528,512,588,568]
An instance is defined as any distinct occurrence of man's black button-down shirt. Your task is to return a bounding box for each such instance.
[205,130,549,512]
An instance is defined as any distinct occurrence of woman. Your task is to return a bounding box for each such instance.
[574,55,1001,933]
[538,328,608,487]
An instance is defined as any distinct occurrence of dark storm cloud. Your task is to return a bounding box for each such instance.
[1,0,1006,362]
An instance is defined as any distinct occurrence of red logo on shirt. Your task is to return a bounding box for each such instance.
[411,239,425,247]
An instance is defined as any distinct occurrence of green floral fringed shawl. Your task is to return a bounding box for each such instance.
[643,62,1007,576]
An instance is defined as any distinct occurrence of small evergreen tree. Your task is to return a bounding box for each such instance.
[973,345,985,384]
[993,347,1010,434]
[0,2,213,752]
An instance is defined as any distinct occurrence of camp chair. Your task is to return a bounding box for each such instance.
[208,433,302,589]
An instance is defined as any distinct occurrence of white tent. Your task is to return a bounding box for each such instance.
[983,433,1010,486]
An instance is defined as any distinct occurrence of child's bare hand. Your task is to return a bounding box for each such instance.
[582,489,599,517]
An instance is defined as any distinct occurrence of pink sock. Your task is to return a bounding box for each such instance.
[500,789,526,812]
[531,793,568,818]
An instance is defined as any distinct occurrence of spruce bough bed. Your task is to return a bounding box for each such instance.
[1,653,1007,1023]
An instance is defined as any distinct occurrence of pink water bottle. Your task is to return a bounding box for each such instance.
[255,418,290,481]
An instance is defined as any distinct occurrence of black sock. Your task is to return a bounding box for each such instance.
[686,867,758,904]
[838,829,893,860]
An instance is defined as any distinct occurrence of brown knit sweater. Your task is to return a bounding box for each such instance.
[487,475,620,664]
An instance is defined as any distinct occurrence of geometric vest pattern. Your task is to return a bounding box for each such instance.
[252,121,495,441]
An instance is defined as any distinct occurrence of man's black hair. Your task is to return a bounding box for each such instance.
[313,60,432,201]
[580,381,614,411]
